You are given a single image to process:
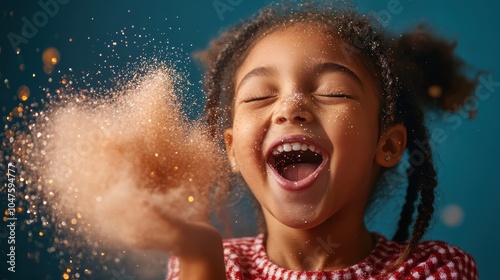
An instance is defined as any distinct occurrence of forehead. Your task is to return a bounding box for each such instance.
[235,22,375,84]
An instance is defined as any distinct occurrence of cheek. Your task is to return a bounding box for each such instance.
[325,109,379,202]
[329,107,379,161]
[230,119,269,191]
[231,117,266,164]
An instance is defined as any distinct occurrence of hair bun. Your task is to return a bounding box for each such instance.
[392,26,477,113]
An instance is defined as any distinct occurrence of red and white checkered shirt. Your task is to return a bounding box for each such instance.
[167,233,478,279]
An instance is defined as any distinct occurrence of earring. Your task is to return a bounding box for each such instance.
[231,161,237,170]
[385,155,392,161]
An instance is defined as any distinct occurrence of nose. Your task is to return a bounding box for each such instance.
[274,92,314,125]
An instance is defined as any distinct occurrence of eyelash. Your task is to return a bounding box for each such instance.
[241,91,354,103]
[314,92,354,99]
[242,91,278,103]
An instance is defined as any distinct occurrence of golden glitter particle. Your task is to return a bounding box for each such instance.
[17,85,30,101]
[16,207,22,213]
[63,273,69,280]
[101,252,105,256]
[188,196,194,203]
[39,231,44,236]
[428,85,443,99]
[77,213,82,218]
[61,78,67,85]
[42,47,60,75]
[154,152,159,157]
[16,48,20,55]
[11,106,23,117]
[69,38,73,42]
[173,166,178,171]
[71,218,77,225]
[66,268,71,273]
[4,210,9,216]
[441,204,464,227]
[5,129,14,138]
[3,217,7,222]
[48,179,53,184]
[42,47,60,66]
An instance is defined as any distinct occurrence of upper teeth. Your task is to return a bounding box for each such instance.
[272,142,318,155]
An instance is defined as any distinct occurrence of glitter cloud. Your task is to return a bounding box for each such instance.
[19,67,230,248]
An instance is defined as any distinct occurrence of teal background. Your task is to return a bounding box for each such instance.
[1,0,499,279]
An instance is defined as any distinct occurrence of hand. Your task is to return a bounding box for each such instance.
[118,200,227,280]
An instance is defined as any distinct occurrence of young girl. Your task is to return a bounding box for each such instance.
[133,1,479,279]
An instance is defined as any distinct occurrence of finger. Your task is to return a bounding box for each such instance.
[141,200,185,228]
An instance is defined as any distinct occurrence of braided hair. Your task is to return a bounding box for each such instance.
[195,0,477,268]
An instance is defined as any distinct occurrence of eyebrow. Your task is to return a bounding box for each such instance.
[236,65,277,93]
[235,62,362,93]
[313,62,362,86]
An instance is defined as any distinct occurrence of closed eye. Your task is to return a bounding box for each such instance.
[242,91,278,103]
[313,92,355,99]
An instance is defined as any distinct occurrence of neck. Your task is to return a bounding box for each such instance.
[263,207,374,271]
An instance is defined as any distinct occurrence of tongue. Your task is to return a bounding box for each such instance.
[282,163,318,181]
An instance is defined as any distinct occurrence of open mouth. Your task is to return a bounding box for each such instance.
[267,141,326,183]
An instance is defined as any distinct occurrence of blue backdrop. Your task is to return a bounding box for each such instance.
[1,0,499,279]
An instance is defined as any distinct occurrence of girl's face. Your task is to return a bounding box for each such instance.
[225,23,397,229]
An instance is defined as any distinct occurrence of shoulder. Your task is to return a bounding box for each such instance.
[166,234,263,280]
[375,234,478,279]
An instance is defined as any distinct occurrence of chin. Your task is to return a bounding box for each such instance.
[269,205,328,230]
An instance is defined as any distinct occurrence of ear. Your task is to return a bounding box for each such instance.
[224,129,239,172]
[375,124,407,168]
